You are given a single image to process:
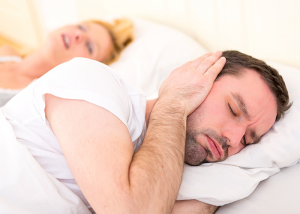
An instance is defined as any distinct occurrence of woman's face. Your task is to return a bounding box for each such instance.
[44,22,113,65]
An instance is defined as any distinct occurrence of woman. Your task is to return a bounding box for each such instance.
[0,18,133,106]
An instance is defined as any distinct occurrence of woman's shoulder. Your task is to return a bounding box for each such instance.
[0,45,22,63]
[0,45,21,57]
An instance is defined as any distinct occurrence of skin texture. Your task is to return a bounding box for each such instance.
[0,22,113,90]
[45,52,226,214]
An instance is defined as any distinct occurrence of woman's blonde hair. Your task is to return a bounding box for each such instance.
[88,18,134,64]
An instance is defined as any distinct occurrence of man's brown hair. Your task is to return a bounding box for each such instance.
[217,50,291,121]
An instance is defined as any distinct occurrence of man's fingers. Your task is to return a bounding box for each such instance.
[189,52,213,69]
[204,57,226,80]
[172,52,213,75]
[196,51,223,73]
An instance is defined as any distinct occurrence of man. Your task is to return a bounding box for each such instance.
[2,50,290,213]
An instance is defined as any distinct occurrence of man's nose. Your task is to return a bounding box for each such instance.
[222,123,246,148]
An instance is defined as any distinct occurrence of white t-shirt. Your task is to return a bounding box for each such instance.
[2,57,147,207]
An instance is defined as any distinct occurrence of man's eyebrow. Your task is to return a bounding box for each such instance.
[232,92,250,120]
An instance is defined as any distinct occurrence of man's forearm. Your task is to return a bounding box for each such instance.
[127,52,225,213]
[129,98,187,213]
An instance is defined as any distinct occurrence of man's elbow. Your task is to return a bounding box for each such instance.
[172,200,219,214]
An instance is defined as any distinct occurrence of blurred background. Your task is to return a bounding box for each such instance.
[0,0,299,68]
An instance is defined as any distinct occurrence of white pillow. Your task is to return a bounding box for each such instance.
[109,17,208,99]
[0,109,91,214]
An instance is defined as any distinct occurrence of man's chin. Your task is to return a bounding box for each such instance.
[184,159,207,166]
[184,144,208,166]
[185,157,227,166]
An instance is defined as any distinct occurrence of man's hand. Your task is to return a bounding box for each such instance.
[159,51,226,115]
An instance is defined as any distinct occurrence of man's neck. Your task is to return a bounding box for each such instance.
[145,98,158,126]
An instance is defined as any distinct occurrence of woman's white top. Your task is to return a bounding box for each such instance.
[0,55,22,63]
[2,57,147,207]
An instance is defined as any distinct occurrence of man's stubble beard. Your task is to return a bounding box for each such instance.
[185,109,229,166]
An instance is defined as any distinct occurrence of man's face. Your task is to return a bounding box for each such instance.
[185,69,277,165]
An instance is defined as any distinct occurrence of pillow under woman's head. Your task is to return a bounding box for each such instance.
[109,17,208,99]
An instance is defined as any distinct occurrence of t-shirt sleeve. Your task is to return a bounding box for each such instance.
[32,57,131,129]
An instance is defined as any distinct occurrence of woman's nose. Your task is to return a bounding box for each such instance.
[74,30,84,43]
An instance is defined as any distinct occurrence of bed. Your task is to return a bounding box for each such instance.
[0,1,300,213]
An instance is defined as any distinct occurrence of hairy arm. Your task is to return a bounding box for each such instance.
[45,52,225,213]
[172,200,218,214]
[45,92,187,214]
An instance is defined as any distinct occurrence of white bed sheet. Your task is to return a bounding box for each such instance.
[216,163,300,214]
[0,108,90,214]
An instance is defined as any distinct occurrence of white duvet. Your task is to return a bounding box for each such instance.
[0,109,90,214]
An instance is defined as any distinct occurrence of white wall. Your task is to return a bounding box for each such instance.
[74,0,300,69]
[0,0,299,68]
[0,0,41,48]
[35,0,78,35]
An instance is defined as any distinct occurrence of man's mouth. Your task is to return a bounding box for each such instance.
[62,34,70,49]
[206,135,223,160]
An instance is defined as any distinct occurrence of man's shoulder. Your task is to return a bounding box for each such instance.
[36,57,147,135]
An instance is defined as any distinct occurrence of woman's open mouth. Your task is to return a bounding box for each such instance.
[62,34,70,49]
